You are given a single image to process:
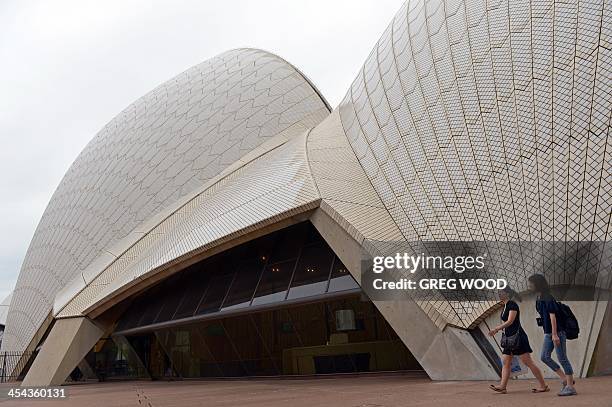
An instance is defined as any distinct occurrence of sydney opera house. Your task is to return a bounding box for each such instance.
[2,0,611,385]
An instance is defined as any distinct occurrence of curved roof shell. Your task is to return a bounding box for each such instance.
[338,0,611,326]
[5,0,610,352]
[0,293,12,327]
[3,48,330,352]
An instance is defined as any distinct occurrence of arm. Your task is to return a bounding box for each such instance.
[550,312,560,346]
[488,310,517,336]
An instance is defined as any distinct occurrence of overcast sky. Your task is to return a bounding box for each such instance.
[0,0,401,300]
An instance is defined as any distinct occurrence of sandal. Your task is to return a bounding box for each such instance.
[489,384,507,394]
[532,385,550,393]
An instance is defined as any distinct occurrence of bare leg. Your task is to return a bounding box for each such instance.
[519,353,547,390]
[499,354,512,390]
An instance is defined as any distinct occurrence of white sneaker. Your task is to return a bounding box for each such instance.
[558,386,577,396]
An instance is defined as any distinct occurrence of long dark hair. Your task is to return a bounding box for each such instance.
[502,286,522,302]
[528,274,550,294]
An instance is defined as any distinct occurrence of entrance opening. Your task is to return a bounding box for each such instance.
[128,295,419,378]
[87,222,423,379]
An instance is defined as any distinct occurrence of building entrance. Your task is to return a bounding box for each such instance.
[88,222,422,379]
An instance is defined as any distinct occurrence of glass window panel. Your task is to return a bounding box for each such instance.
[327,257,359,293]
[161,325,221,378]
[93,338,143,379]
[173,269,210,320]
[220,259,264,311]
[251,259,296,306]
[154,274,187,323]
[116,297,148,331]
[248,313,281,374]
[222,315,279,376]
[152,330,179,378]
[267,308,304,373]
[187,326,225,378]
[287,243,333,300]
[117,294,423,378]
[125,334,156,378]
[199,321,246,377]
[137,285,166,326]
[232,233,276,263]
[115,223,364,332]
[195,272,234,315]
[137,298,164,327]
[268,224,307,262]
[166,329,190,377]
[286,302,327,347]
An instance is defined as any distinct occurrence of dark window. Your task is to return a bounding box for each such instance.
[286,301,327,347]
[328,258,359,293]
[221,259,265,311]
[231,234,275,263]
[195,272,234,315]
[173,268,210,319]
[116,297,148,331]
[222,315,279,376]
[120,295,422,378]
[251,259,296,306]
[287,243,334,300]
[199,322,246,377]
[137,297,164,327]
[154,274,186,323]
[268,224,306,262]
[115,222,362,332]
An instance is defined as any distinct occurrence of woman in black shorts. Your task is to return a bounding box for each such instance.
[488,287,548,394]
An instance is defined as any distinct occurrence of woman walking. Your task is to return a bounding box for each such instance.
[528,274,577,396]
[488,287,548,394]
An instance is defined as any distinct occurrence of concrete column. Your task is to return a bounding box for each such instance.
[21,317,105,387]
[310,208,499,380]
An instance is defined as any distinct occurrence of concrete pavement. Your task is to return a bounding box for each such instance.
[1,374,610,406]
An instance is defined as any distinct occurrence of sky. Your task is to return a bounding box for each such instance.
[0,0,402,301]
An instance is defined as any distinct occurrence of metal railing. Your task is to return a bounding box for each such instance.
[0,351,37,383]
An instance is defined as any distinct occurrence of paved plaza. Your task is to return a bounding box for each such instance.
[1,374,611,407]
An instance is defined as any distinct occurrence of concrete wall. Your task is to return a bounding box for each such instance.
[310,208,498,380]
[588,300,612,375]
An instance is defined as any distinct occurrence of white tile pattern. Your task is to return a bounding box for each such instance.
[55,131,320,319]
[2,49,329,352]
[0,294,11,328]
[4,0,610,350]
[338,0,611,326]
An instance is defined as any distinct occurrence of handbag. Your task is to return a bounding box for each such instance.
[500,303,521,351]
[501,330,521,351]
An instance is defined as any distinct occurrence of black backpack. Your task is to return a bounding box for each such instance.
[557,302,579,340]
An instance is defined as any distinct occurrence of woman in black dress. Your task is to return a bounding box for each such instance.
[488,287,548,394]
